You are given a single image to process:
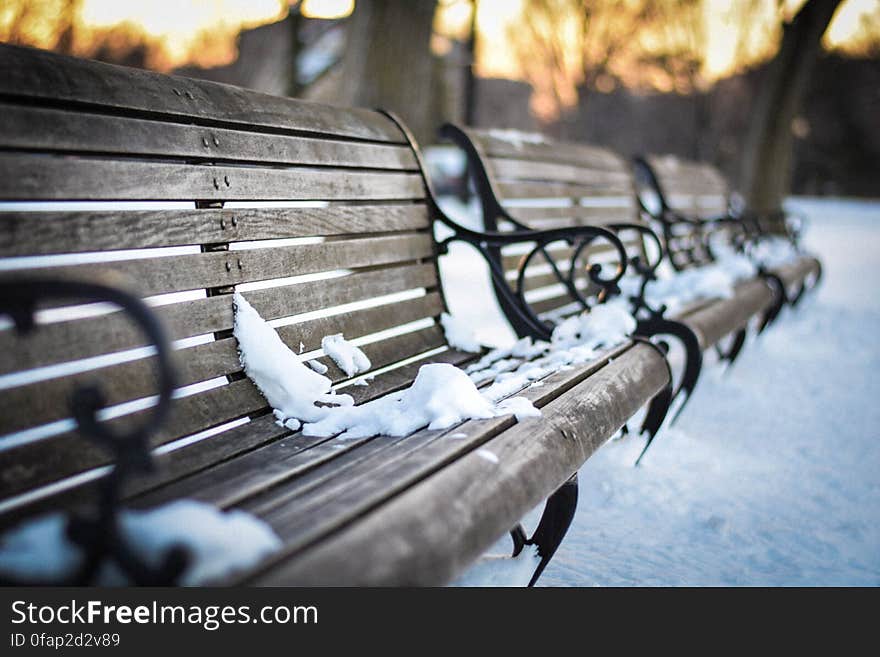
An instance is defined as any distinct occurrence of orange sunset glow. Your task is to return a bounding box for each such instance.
[1,0,877,104]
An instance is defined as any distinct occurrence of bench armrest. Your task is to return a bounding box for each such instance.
[0,277,176,456]
[437,218,631,341]
[0,277,184,585]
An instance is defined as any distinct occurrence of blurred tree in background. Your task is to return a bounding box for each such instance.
[740,0,844,223]
[1,0,878,202]
[337,0,440,144]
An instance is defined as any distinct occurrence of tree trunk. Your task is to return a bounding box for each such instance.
[739,0,842,230]
[285,8,305,98]
[339,0,440,145]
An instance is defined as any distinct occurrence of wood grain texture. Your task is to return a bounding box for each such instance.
[0,263,439,375]
[468,129,625,170]
[0,293,445,436]
[0,103,418,170]
[0,324,448,501]
[0,204,429,257]
[490,158,632,186]
[0,154,426,201]
[242,342,668,585]
[0,44,406,143]
[497,179,633,200]
[0,349,479,528]
[680,278,775,348]
[505,204,636,226]
[0,233,434,300]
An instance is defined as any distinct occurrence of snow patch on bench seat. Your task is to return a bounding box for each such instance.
[0,500,280,585]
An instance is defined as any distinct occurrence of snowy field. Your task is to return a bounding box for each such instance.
[444,197,880,586]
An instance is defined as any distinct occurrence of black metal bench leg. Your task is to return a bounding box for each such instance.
[526,473,579,587]
[790,282,808,307]
[509,474,579,586]
[636,317,702,425]
[716,327,747,367]
[758,273,787,332]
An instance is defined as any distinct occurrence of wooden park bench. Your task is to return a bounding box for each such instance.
[439,125,800,428]
[633,154,823,314]
[0,44,673,586]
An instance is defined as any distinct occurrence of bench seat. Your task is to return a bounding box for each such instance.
[672,278,775,350]
[636,154,821,309]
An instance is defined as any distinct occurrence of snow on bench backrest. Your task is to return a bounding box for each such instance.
[0,44,448,523]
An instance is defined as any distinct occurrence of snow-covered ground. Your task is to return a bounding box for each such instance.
[444,197,880,586]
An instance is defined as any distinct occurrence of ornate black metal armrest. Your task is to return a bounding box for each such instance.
[0,277,185,586]
[438,218,632,341]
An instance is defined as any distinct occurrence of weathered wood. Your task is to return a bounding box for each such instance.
[0,263,439,375]
[0,44,407,143]
[0,204,430,257]
[0,233,434,300]
[771,256,821,291]
[1,154,426,201]
[0,104,418,171]
[0,324,449,501]
[497,179,633,200]
[242,342,667,585]
[490,158,632,186]
[131,341,625,515]
[0,348,479,527]
[0,49,682,589]
[505,204,635,226]
[0,293,445,436]
[679,278,775,348]
[643,154,729,215]
[469,131,624,170]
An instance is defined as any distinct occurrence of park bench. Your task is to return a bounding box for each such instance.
[0,44,672,586]
[633,154,823,313]
[439,125,801,422]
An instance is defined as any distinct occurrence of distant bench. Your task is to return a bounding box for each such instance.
[0,44,672,586]
[633,154,822,313]
[440,125,820,418]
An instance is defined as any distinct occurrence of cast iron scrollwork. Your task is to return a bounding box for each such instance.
[0,278,187,585]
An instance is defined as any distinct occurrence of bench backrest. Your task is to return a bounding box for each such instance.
[0,45,447,522]
[441,125,646,323]
[634,154,732,270]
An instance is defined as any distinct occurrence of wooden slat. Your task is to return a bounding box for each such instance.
[0,348,480,527]
[0,44,406,143]
[500,240,624,274]
[0,204,430,257]
[490,158,631,186]
[470,131,623,170]
[242,342,667,585]
[0,104,418,171]
[0,325,448,500]
[505,204,636,226]
[0,233,434,300]
[771,256,821,291]
[680,278,775,348]
[1,154,425,201]
[645,155,729,201]
[529,292,580,317]
[497,179,633,200]
[136,342,631,522]
[0,263,439,375]
[0,293,445,436]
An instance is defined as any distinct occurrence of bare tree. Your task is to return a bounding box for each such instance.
[338,0,440,144]
[509,0,705,118]
[739,0,844,226]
